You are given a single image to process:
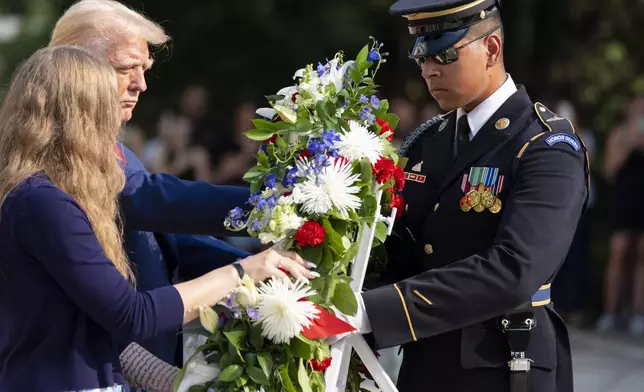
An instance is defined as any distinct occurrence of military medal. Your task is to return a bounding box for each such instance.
[489,198,502,214]
[461,167,505,213]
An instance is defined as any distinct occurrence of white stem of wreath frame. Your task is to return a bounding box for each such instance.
[324,186,399,392]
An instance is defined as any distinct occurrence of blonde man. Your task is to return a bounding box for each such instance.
[49,1,262,390]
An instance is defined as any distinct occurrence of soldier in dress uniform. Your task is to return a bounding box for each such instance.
[350,1,590,391]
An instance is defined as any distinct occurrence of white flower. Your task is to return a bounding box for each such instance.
[335,120,384,164]
[292,157,361,218]
[198,305,219,334]
[255,278,319,344]
[235,275,260,308]
[320,58,355,93]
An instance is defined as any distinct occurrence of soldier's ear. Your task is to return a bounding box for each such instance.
[485,34,502,68]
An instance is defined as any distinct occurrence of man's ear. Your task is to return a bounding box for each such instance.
[485,34,502,67]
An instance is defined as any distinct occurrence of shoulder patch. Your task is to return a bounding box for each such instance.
[544,133,581,151]
[534,102,575,134]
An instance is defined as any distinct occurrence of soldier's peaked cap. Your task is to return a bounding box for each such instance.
[390,0,502,58]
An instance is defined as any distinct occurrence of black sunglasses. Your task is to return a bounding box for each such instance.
[414,25,501,67]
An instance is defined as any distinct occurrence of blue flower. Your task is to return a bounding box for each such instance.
[233,309,241,319]
[317,62,326,77]
[248,193,261,206]
[207,388,216,392]
[246,307,260,321]
[257,198,267,210]
[360,107,376,124]
[307,139,325,155]
[225,292,237,308]
[367,50,381,62]
[250,219,263,231]
[371,95,380,109]
[314,153,330,168]
[266,194,277,209]
[360,94,369,104]
[328,148,340,158]
[282,167,299,187]
[218,316,226,328]
[228,207,243,221]
[322,129,341,147]
[264,173,277,189]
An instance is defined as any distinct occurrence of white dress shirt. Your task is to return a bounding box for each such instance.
[456,74,517,140]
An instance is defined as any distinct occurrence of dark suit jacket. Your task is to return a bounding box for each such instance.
[117,143,251,365]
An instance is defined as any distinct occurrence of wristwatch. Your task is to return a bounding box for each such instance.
[232,260,246,279]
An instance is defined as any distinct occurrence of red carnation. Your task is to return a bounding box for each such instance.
[299,148,310,158]
[373,157,396,184]
[311,357,332,372]
[390,194,405,219]
[376,118,394,142]
[294,221,326,247]
[393,165,405,191]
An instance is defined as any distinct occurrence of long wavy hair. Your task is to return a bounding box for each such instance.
[0,45,133,281]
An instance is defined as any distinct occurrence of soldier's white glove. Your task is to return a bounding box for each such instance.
[326,291,371,345]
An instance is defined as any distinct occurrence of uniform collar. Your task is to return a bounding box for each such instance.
[456,74,517,139]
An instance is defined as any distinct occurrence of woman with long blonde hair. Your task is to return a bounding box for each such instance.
[0,46,312,392]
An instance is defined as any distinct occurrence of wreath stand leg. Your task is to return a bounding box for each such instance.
[324,189,399,392]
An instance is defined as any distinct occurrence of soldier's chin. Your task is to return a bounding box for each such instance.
[432,96,459,112]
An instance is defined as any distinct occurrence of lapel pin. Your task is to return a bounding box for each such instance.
[495,118,510,130]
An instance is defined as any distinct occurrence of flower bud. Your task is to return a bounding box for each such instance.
[199,305,219,334]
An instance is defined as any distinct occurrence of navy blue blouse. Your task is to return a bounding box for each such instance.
[0,175,184,391]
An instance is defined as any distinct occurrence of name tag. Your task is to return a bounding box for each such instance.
[405,172,426,184]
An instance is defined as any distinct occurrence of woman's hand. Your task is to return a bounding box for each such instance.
[238,247,319,282]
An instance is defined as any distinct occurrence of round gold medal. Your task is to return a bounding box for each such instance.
[473,202,485,212]
[481,190,495,209]
[460,196,471,212]
[489,198,502,214]
[467,189,481,207]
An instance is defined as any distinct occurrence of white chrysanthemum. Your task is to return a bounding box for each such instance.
[255,278,320,344]
[292,158,361,217]
[335,120,384,164]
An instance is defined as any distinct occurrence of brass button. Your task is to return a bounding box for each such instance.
[424,244,433,255]
[434,203,439,211]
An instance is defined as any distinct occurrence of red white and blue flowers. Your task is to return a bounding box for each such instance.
[175,38,405,392]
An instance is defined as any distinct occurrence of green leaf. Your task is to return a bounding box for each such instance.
[219,364,244,382]
[276,135,288,149]
[341,242,360,265]
[374,221,388,243]
[234,374,249,387]
[359,195,378,218]
[298,245,323,266]
[244,352,257,365]
[252,118,280,131]
[332,281,358,316]
[257,152,269,168]
[385,112,400,130]
[245,128,277,141]
[298,359,313,392]
[279,366,297,392]
[247,365,270,385]
[398,157,409,170]
[359,158,373,186]
[355,44,369,70]
[379,99,390,112]
[250,180,262,194]
[223,330,247,350]
[250,326,264,351]
[321,243,334,269]
[321,218,344,256]
[290,335,314,359]
[242,165,267,181]
[341,236,352,251]
[266,94,285,103]
[219,352,233,369]
[257,351,273,378]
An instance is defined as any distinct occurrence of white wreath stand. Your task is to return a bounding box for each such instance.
[324,188,399,392]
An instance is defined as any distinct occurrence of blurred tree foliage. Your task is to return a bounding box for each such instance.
[0,0,641,134]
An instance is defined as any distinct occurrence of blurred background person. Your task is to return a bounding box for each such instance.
[598,96,644,335]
